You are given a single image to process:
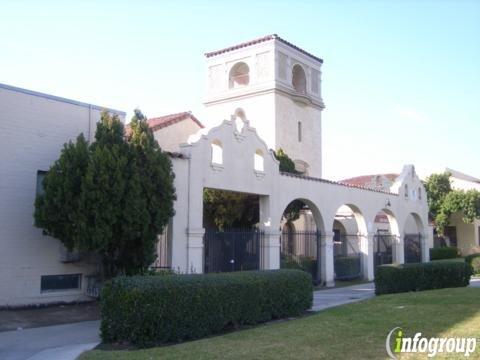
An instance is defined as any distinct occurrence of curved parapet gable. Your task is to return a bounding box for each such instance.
[179,118,279,195]
[390,165,426,204]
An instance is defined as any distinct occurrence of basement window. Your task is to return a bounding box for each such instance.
[41,274,82,292]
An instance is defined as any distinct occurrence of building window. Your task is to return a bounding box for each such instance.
[298,122,302,142]
[418,187,422,200]
[404,184,409,199]
[292,64,307,94]
[229,62,249,89]
[36,170,47,196]
[254,149,264,171]
[41,274,81,292]
[211,140,223,165]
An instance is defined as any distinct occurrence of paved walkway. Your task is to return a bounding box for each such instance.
[311,282,375,311]
[0,320,100,360]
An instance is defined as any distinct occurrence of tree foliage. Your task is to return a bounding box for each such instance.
[424,172,480,233]
[424,172,452,219]
[203,189,258,230]
[34,110,175,277]
[274,148,299,174]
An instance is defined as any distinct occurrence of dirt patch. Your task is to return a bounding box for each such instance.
[0,301,100,332]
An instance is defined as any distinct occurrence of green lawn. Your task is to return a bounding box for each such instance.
[81,287,480,360]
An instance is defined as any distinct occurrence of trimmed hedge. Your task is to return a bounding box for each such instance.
[430,247,458,261]
[465,253,480,275]
[334,256,361,280]
[375,260,471,295]
[281,255,317,279]
[100,269,312,347]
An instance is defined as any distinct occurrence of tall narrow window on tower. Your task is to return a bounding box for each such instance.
[298,121,302,142]
[229,62,250,89]
[292,64,306,94]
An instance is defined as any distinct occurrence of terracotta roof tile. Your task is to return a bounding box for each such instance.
[205,34,323,64]
[147,111,204,132]
[339,174,399,188]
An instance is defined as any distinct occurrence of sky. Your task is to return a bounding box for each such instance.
[1,0,479,180]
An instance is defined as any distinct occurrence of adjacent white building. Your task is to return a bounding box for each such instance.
[0,83,125,306]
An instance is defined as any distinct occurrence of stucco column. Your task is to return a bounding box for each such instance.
[422,228,432,262]
[186,228,205,274]
[261,229,281,270]
[394,233,405,264]
[321,232,335,287]
[360,233,375,281]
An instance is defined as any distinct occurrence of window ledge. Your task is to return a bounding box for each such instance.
[211,163,224,172]
[254,170,266,179]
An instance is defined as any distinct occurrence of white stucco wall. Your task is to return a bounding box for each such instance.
[0,84,125,306]
[169,119,431,282]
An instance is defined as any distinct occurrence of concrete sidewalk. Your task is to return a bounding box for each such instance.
[0,320,100,360]
[311,282,375,311]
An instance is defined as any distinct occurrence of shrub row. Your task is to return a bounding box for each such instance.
[334,256,361,280]
[375,260,471,295]
[100,269,312,347]
[465,253,480,275]
[429,246,459,261]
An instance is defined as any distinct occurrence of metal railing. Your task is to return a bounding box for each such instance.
[204,228,264,273]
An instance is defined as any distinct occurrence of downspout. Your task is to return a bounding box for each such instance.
[88,104,92,141]
[186,154,191,273]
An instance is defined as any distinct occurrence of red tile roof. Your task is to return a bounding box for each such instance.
[205,34,323,64]
[339,174,399,188]
[147,111,204,132]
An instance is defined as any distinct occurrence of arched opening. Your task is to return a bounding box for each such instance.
[332,204,367,281]
[229,62,249,89]
[254,149,264,172]
[292,64,307,94]
[372,208,400,267]
[279,198,324,283]
[203,188,261,273]
[234,108,247,133]
[211,139,223,165]
[404,212,425,263]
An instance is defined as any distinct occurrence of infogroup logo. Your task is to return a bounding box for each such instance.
[386,327,477,358]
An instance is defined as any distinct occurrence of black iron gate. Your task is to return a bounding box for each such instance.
[404,233,422,263]
[204,229,263,273]
[333,234,361,280]
[374,234,394,268]
[280,230,320,282]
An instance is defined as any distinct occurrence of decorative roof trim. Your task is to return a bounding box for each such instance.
[205,34,323,64]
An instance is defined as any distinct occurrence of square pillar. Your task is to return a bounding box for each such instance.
[187,228,205,274]
[321,232,335,287]
[262,229,281,270]
[422,229,432,262]
[360,233,375,281]
[394,234,405,264]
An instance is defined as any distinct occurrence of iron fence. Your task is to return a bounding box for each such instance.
[333,234,361,280]
[404,233,422,263]
[280,230,320,282]
[374,234,394,268]
[204,228,263,273]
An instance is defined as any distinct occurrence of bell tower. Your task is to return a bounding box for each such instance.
[203,34,325,177]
